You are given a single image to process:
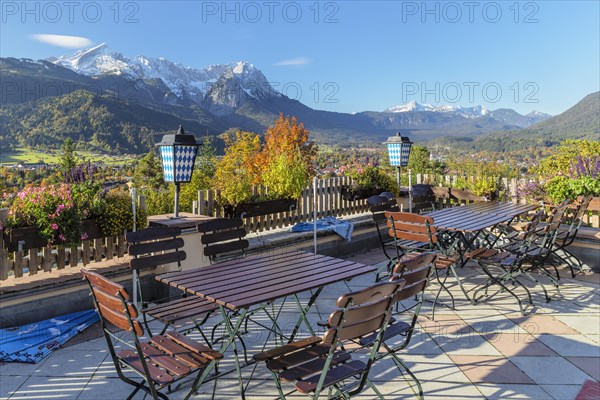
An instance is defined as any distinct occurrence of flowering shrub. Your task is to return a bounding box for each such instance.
[3,174,146,246]
[97,189,142,236]
[518,140,600,204]
[5,183,82,244]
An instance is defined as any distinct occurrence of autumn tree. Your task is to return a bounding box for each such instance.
[257,114,317,177]
[213,131,262,205]
[257,114,317,198]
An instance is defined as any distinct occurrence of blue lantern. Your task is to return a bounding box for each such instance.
[156,125,200,218]
[384,132,413,209]
[385,132,413,167]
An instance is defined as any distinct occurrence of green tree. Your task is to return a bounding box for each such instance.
[180,136,217,212]
[132,151,166,190]
[59,138,78,176]
[407,145,431,175]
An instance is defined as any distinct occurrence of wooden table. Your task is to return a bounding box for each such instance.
[426,201,538,250]
[427,202,538,233]
[156,250,376,398]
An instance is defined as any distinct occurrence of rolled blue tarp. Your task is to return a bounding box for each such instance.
[0,309,99,363]
[291,216,354,241]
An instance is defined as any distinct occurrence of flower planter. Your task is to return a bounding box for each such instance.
[3,226,47,252]
[3,219,102,252]
[81,219,103,240]
[223,198,297,218]
[450,188,494,202]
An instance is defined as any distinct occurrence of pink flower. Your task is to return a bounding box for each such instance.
[51,223,59,231]
[56,204,65,214]
[81,233,89,241]
[58,234,66,242]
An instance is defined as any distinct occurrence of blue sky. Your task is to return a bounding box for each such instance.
[1,1,599,115]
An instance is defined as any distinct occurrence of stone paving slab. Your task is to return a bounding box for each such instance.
[475,383,554,399]
[510,356,594,385]
[448,355,534,384]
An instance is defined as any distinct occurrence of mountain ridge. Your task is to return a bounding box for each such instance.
[5,45,592,156]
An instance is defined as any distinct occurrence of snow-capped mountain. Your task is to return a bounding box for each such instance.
[51,43,277,113]
[385,101,489,119]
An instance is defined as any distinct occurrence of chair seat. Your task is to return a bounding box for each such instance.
[117,331,221,387]
[295,360,367,394]
[359,320,411,346]
[400,252,458,269]
[143,296,218,324]
[467,248,518,266]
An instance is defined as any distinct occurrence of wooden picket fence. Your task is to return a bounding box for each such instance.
[192,176,372,233]
[0,208,128,282]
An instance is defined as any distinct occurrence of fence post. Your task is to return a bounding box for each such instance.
[510,178,518,203]
[0,208,8,280]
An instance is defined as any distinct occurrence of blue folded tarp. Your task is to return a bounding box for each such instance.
[0,309,99,363]
[291,216,354,241]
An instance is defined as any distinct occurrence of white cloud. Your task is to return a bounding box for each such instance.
[274,57,310,66]
[31,34,92,49]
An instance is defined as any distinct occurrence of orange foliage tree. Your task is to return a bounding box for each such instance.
[213,115,317,205]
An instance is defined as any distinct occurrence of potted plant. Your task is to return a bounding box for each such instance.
[451,176,499,202]
[342,166,397,201]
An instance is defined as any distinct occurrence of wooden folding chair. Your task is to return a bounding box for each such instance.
[253,280,404,399]
[197,218,249,264]
[385,211,467,318]
[126,227,218,337]
[468,210,559,314]
[548,196,593,276]
[367,195,401,280]
[360,252,436,400]
[411,184,437,214]
[81,269,223,400]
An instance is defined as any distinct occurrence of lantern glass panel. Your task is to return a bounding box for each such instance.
[159,145,175,182]
[400,142,412,167]
[387,143,403,166]
[173,145,198,183]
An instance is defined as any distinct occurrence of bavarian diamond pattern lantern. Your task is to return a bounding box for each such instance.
[385,132,413,207]
[156,125,200,218]
[385,132,413,167]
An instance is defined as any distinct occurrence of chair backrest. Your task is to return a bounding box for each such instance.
[197,218,249,263]
[324,280,404,344]
[391,253,435,302]
[368,195,400,254]
[126,227,186,271]
[539,200,571,248]
[411,184,437,214]
[568,195,593,231]
[385,211,437,245]
[81,268,143,336]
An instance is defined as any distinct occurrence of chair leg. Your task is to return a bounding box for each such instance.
[271,371,287,400]
[365,378,385,400]
[476,261,528,316]
[432,268,455,320]
[448,265,470,302]
[388,350,424,400]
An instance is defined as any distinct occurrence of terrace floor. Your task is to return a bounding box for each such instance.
[1,248,599,400]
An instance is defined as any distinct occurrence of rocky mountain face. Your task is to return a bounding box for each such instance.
[0,44,558,152]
